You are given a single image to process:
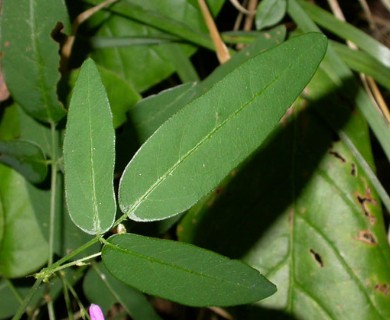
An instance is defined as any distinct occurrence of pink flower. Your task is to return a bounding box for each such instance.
[89,304,104,320]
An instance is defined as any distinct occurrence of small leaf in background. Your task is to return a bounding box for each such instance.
[63,58,116,235]
[255,0,287,30]
[0,0,69,123]
[83,262,162,320]
[119,33,327,222]
[0,140,47,184]
[102,233,276,307]
[0,165,48,278]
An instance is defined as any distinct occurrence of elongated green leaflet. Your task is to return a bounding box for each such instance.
[102,233,276,306]
[63,58,116,235]
[119,33,328,221]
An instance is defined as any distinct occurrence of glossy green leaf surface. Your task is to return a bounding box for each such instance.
[86,0,223,92]
[0,165,48,278]
[0,0,68,122]
[119,33,327,222]
[102,233,276,307]
[0,140,47,184]
[83,262,162,320]
[178,71,390,319]
[63,59,116,235]
[255,0,287,30]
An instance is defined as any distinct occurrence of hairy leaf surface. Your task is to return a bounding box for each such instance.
[119,33,327,221]
[102,233,276,307]
[64,59,116,235]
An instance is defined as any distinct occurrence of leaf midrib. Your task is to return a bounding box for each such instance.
[125,52,295,217]
[105,240,261,292]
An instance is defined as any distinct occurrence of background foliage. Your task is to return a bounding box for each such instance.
[1,0,390,319]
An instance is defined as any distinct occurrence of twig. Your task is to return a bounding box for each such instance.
[61,0,117,68]
[327,0,390,124]
[357,0,375,30]
[198,0,230,63]
[229,0,255,15]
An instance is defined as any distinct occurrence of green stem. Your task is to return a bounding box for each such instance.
[61,275,75,320]
[36,237,101,282]
[48,303,56,320]
[63,276,90,320]
[47,122,60,320]
[45,252,101,275]
[48,122,59,266]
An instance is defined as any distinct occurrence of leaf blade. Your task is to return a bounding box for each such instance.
[0,140,47,183]
[83,262,162,320]
[119,33,328,221]
[63,58,116,235]
[102,233,276,307]
[0,165,48,278]
[255,0,287,30]
[0,0,68,122]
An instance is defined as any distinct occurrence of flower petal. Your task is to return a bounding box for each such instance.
[89,304,104,320]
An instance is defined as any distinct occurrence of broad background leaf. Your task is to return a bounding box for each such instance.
[0,104,49,278]
[0,165,48,278]
[102,233,276,307]
[83,262,162,320]
[0,103,98,258]
[64,58,116,235]
[0,140,47,184]
[85,0,224,92]
[119,33,327,222]
[178,71,390,319]
[0,0,69,122]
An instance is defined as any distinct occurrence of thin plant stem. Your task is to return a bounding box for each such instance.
[61,275,75,320]
[63,276,90,320]
[48,303,56,320]
[48,122,59,267]
[46,252,101,275]
[36,237,101,282]
[47,121,60,320]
